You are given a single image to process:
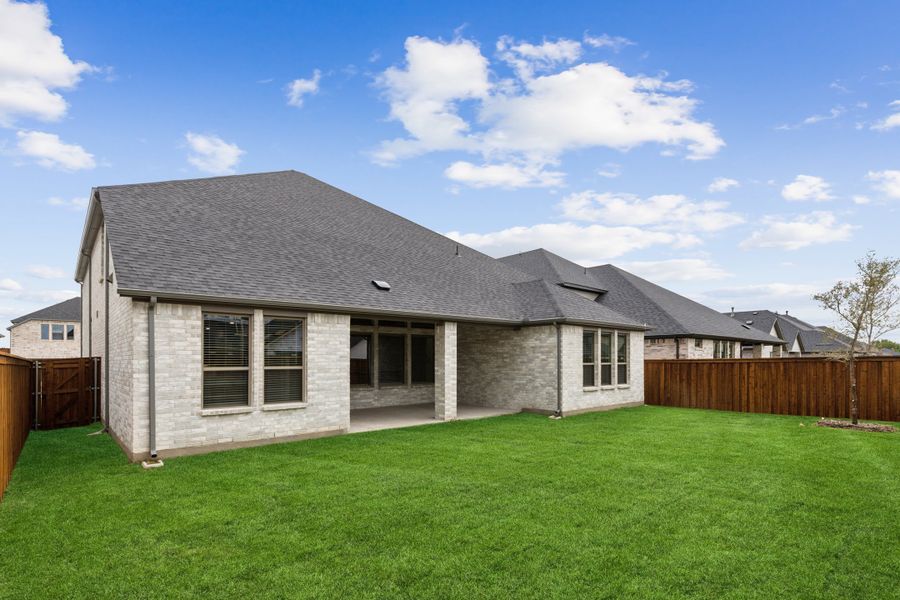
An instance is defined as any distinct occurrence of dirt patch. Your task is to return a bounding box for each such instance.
[815,419,896,433]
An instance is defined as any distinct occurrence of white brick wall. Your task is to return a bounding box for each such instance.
[457,323,558,412]
[560,325,643,413]
[434,321,457,420]
[644,337,740,360]
[9,320,80,359]
[129,305,350,457]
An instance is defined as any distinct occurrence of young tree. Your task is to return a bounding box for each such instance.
[814,252,900,424]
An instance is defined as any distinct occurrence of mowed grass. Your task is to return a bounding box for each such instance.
[1,406,898,599]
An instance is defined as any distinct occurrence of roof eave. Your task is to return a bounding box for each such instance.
[116,287,650,330]
[74,189,102,283]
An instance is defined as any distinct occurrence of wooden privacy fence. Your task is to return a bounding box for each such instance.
[1,354,33,500]
[34,357,101,430]
[644,357,900,422]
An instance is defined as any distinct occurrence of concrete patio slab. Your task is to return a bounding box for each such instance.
[349,403,518,433]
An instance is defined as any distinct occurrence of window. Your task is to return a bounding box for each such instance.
[350,334,373,385]
[695,338,703,349]
[600,332,612,386]
[714,340,733,359]
[51,324,64,341]
[202,313,250,408]
[41,324,49,340]
[264,317,303,404]
[66,324,75,341]
[616,333,629,385]
[582,330,596,387]
[411,335,435,384]
[378,334,405,384]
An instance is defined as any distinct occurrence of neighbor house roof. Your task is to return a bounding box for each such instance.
[727,310,850,353]
[499,249,783,344]
[9,297,81,327]
[74,171,644,329]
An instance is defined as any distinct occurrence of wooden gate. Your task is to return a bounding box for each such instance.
[34,358,100,430]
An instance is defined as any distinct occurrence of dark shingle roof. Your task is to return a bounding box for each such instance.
[727,309,850,353]
[500,249,782,343]
[80,171,642,328]
[11,297,81,325]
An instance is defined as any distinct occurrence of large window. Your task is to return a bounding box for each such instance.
[617,333,629,385]
[714,340,734,359]
[378,334,405,385]
[582,330,596,387]
[51,324,64,340]
[202,313,250,408]
[411,335,435,384]
[600,332,613,386]
[350,334,372,385]
[264,317,303,404]
[39,323,76,341]
[351,320,436,387]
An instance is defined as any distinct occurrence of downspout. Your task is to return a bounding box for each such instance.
[554,322,563,418]
[103,227,110,429]
[79,282,84,358]
[148,297,157,459]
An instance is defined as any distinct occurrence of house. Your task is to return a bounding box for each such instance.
[7,297,81,359]
[74,171,648,461]
[726,310,851,356]
[499,249,784,360]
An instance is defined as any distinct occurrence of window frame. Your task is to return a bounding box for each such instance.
[582,329,597,388]
[201,311,252,409]
[694,338,703,349]
[350,319,436,388]
[600,331,613,387]
[262,315,305,405]
[616,332,629,387]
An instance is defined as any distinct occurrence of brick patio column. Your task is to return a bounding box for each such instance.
[435,321,457,420]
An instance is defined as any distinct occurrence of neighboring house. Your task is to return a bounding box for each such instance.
[74,171,648,461]
[7,297,81,359]
[499,249,784,360]
[726,310,851,356]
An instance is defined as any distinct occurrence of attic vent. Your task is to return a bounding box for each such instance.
[372,280,391,291]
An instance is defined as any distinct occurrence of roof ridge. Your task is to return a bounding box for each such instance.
[96,170,300,190]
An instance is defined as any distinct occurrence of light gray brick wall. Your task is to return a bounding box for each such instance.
[350,385,434,409]
[644,338,740,360]
[129,304,350,456]
[644,338,678,359]
[107,250,134,449]
[561,325,644,413]
[457,323,557,412]
[434,321,457,420]
[9,320,80,359]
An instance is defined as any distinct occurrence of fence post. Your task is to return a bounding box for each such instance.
[32,361,40,430]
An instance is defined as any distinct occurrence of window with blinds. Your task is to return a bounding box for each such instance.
[600,332,612,386]
[203,313,250,407]
[617,332,629,385]
[582,330,596,387]
[264,317,303,404]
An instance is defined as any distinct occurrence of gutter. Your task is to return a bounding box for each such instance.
[554,321,563,418]
[103,227,110,429]
[148,297,157,459]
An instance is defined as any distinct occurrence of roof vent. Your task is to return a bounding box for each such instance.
[741,324,751,330]
[372,280,391,291]
[752,311,758,315]
[745,320,753,325]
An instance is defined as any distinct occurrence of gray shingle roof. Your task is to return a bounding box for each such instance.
[10,297,81,325]
[79,171,643,328]
[500,250,783,344]
[727,309,850,353]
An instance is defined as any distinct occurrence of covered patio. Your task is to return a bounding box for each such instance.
[349,403,518,433]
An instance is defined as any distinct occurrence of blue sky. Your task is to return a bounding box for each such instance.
[3,0,900,344]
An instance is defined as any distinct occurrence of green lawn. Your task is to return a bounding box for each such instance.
[1,407,898,599]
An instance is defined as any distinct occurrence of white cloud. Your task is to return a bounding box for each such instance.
[776,106,845,130]
[373,35,723,186]
[583,33,635,52]
[622,258,731,282]
[852,195,871,205]
[866,169,900,198]
[559,191,744,232]
[444,160,564,188]
[0,278,22,291]
[373,36,490,165]
[871,100,900,131]
[16,130,95,170]
[496,36,582,80]
[707,177,739,193]
[781,174,834,202]
[446,222,699,264]
[48,196,88,210]
[0,0,94,126]
[286,69,321,107]
[184,132,244,175]
[597,162,621,178]
[739,211,855,250]
[25,264,64,279]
